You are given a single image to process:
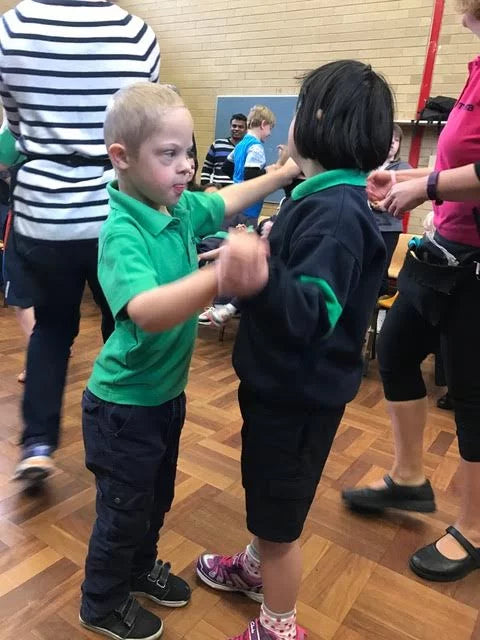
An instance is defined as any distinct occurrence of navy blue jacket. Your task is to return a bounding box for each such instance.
[233,169,386,408]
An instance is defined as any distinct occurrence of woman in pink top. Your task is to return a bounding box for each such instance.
[343,2,480,583]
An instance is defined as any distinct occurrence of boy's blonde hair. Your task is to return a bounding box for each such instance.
[456,0,480,18]
[247,105,276,129]
[104,83,186,155]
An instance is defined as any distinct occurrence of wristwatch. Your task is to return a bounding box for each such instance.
[426,170,444,205]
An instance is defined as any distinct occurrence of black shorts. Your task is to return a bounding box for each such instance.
[239,383,344,543]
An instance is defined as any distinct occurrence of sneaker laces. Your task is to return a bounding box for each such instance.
[213,552,242,572]
[147,559,171,589]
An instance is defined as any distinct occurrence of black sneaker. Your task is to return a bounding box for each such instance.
[80,595,163,640]
[131,560,191,608]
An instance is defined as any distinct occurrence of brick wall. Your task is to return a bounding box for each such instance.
[0,0,477,232]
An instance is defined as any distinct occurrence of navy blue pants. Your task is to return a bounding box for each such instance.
[10,232,114,449]
[81,389,186,622]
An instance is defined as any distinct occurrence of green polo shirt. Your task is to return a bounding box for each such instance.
[88,181,225,406]
[0,126,25,166]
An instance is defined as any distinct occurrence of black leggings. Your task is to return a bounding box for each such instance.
[379,231,400,296]
[377,277,480,462]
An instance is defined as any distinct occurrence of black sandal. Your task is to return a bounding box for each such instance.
[342,474,436,513]
[409,526,480,582]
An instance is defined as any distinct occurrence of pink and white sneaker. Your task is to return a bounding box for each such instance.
[196,552,263,602]
[229,618,307,640]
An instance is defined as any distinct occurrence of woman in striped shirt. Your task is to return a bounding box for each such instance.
[0,0,160,482]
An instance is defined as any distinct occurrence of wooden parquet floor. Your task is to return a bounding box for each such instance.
[0,295,479,640]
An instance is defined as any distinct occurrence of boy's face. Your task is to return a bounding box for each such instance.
[462,11,480,37]
[121,107,194,209]
[388,134,400,160]
[259,120,273,142]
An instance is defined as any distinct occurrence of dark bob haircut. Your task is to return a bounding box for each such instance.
[294,60,394,173]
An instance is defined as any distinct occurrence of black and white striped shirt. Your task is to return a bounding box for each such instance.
[200,137,235,186]
[0,0,159,241]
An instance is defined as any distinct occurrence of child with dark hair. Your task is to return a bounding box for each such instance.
[196,59,393,640]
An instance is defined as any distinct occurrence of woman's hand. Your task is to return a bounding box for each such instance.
[383,176,428,217]
[366,170,393,203]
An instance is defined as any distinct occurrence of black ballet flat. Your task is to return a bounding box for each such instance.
[342,474,436,513]
[409,526,480,582]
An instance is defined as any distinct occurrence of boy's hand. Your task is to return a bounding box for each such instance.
[216,231,269,297]
[276,144,289,166]
[366,170,393,203]
[198,247,221,262]
[279,157,302,183]
[266,163,280,173]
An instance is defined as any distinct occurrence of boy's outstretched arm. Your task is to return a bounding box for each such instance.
[100,227,268,334]
[219,159,300,217]
[128,235,269,333]
[127,266,218,332]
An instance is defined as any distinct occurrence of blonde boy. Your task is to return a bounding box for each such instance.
[222,104,276,227]
[79,83,297,640]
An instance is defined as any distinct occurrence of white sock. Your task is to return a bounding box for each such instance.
[260,604,297,639]
[224,303,237,314]
[241,541,261,580]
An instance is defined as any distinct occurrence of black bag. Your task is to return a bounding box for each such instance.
[417,96,456,128]
[397,249,476,326]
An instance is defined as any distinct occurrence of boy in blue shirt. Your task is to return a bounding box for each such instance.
[222,104,276,228]
[79,82,298,640]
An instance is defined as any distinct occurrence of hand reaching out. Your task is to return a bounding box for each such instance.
[215,230,269,297]
[366,170,394,203]
[383,177,428,217]
[276,144,289,167]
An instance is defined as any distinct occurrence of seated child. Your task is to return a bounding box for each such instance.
[369,123,412,296]
[196,59,394,639]
[79,82,299,640]
[199,141,306,326]
[198,215,278,326]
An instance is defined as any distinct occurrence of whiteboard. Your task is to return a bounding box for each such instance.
[214,95,298,203]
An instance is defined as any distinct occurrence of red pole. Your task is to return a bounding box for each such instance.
[403,0,445,231]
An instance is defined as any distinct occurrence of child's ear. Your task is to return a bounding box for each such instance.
[108,143,130,171]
